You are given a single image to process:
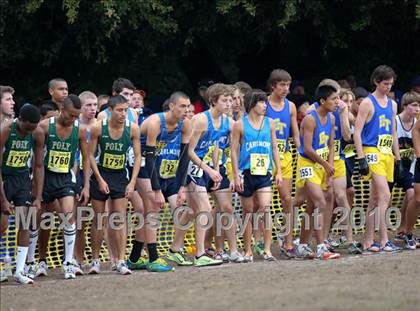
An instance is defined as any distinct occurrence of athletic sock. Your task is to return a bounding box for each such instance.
[63,222,76,264]
[147,243,158,263]
[129,240,144,262]
[15,246,28,274]
[27,229,39,263]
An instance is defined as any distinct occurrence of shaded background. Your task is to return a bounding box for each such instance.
[1,0,419,111]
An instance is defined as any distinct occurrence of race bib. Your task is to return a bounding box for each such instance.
[377,134,393,154]
[159,159,178,179]
[48,150,71,173]
[366,153,379,165]
[250,153,269,176]
[316,146,329,161]
[343,143,356,158]
[103,153,125,170]
[188,162,203,178]
[299,166,314,179]
[276,139,286,159]
[6,150,30,168]
[333,140,341,161]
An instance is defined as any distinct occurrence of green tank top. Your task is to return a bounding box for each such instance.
[44,117,79,173]
[2,119,34,175]
[97,119,131,171]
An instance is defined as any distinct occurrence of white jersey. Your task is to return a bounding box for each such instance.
[395,115,415,174]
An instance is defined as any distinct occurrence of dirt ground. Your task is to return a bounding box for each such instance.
[1,246,420,311]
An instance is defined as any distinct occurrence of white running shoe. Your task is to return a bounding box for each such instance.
[35,261,48,277]
[74,262,84,276]
[88,259,101,274]
[63,262,76,279]
[229,251,245,263]
[25,263,37,279]
[14,271,34,284]
[0,270,8,282]
[116,261,132,275]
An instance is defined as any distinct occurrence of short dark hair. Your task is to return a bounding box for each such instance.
[40,103,56,117]
[63,94,82,109]
[370,65,397,86]
[19,104,41,124]
[108,95,128,109]
[112,78,135,94]
[315,85,338,103]
[352,87,369,100]
[48,78,67,89]
[244,89,267,113]
[169,91,189,104]
[267,69,292,91]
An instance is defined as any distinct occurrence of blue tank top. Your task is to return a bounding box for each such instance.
[332,108,344,160]
[299,110,331,161]
[105,107,136,123]
[239,116,273,174]
[266,98,291,153]
[217,114,231,165]
[156,113,183,179]
[361,94,393,153]
[195,110,220,160]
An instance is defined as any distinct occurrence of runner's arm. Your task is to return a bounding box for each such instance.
[130,123,141,186]
[328,114,336,166]
[290,101,300,149]
[391,101,401,160]
[32,127,45,202]
[176,119,192,186]
[0,122,12,206]
[270,119,282,175]
[145,117,161,190]
[354,98,372,159]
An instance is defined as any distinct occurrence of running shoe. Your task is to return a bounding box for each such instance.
[381,240,401,253]
[147,258,174,272]
[63,262,76,279]
[243,255,254,263]
[35,260,48,277]
[263,252,276,261]
[338,236,348,249]
[127,257,149,269]
[0,270,8,283]
[362,242,381,254]
[317,245,340,260]
[14,271,34,284]
[166,251,193,266]
[347,242,363,254]
[253,241,265,256]
[116,261,132,275]
[88,259,101,274]
[296,244,315,259]
[394,232,406,241]
[204,247,216,258]
[404,234,416,250]
[285,247,297,258]
[74,262,84,276]
[214,251,230,263]
[229,251,244,263]
[25,262,37,279]
[194,255,223,267]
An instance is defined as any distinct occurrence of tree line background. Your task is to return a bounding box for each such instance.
[1,0,419,110]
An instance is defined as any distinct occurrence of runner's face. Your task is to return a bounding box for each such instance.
[322,92,339,112]
[62,105,81,126]
[49,82,68,103]
[186,104,195,119]
[253,100,267,115]
[20,120,38,134]
[111,102,128,123]
[119,88,134,103]
[131,93,143,109]
[375,78,394,95]
[272,81,291,98]
[1,92,15,117]
[172,98,190,120]
[81,98,98,120]
[341,94,354,110]
[214,94,230,114]
[405,102,420,117]
[232,89,241,113]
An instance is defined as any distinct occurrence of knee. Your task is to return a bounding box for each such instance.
[334,190,347,206]
[377,191,391,205]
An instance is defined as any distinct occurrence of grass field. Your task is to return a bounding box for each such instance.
[1,245,419,311]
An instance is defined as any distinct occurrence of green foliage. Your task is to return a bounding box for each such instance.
[0,0,418,103]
